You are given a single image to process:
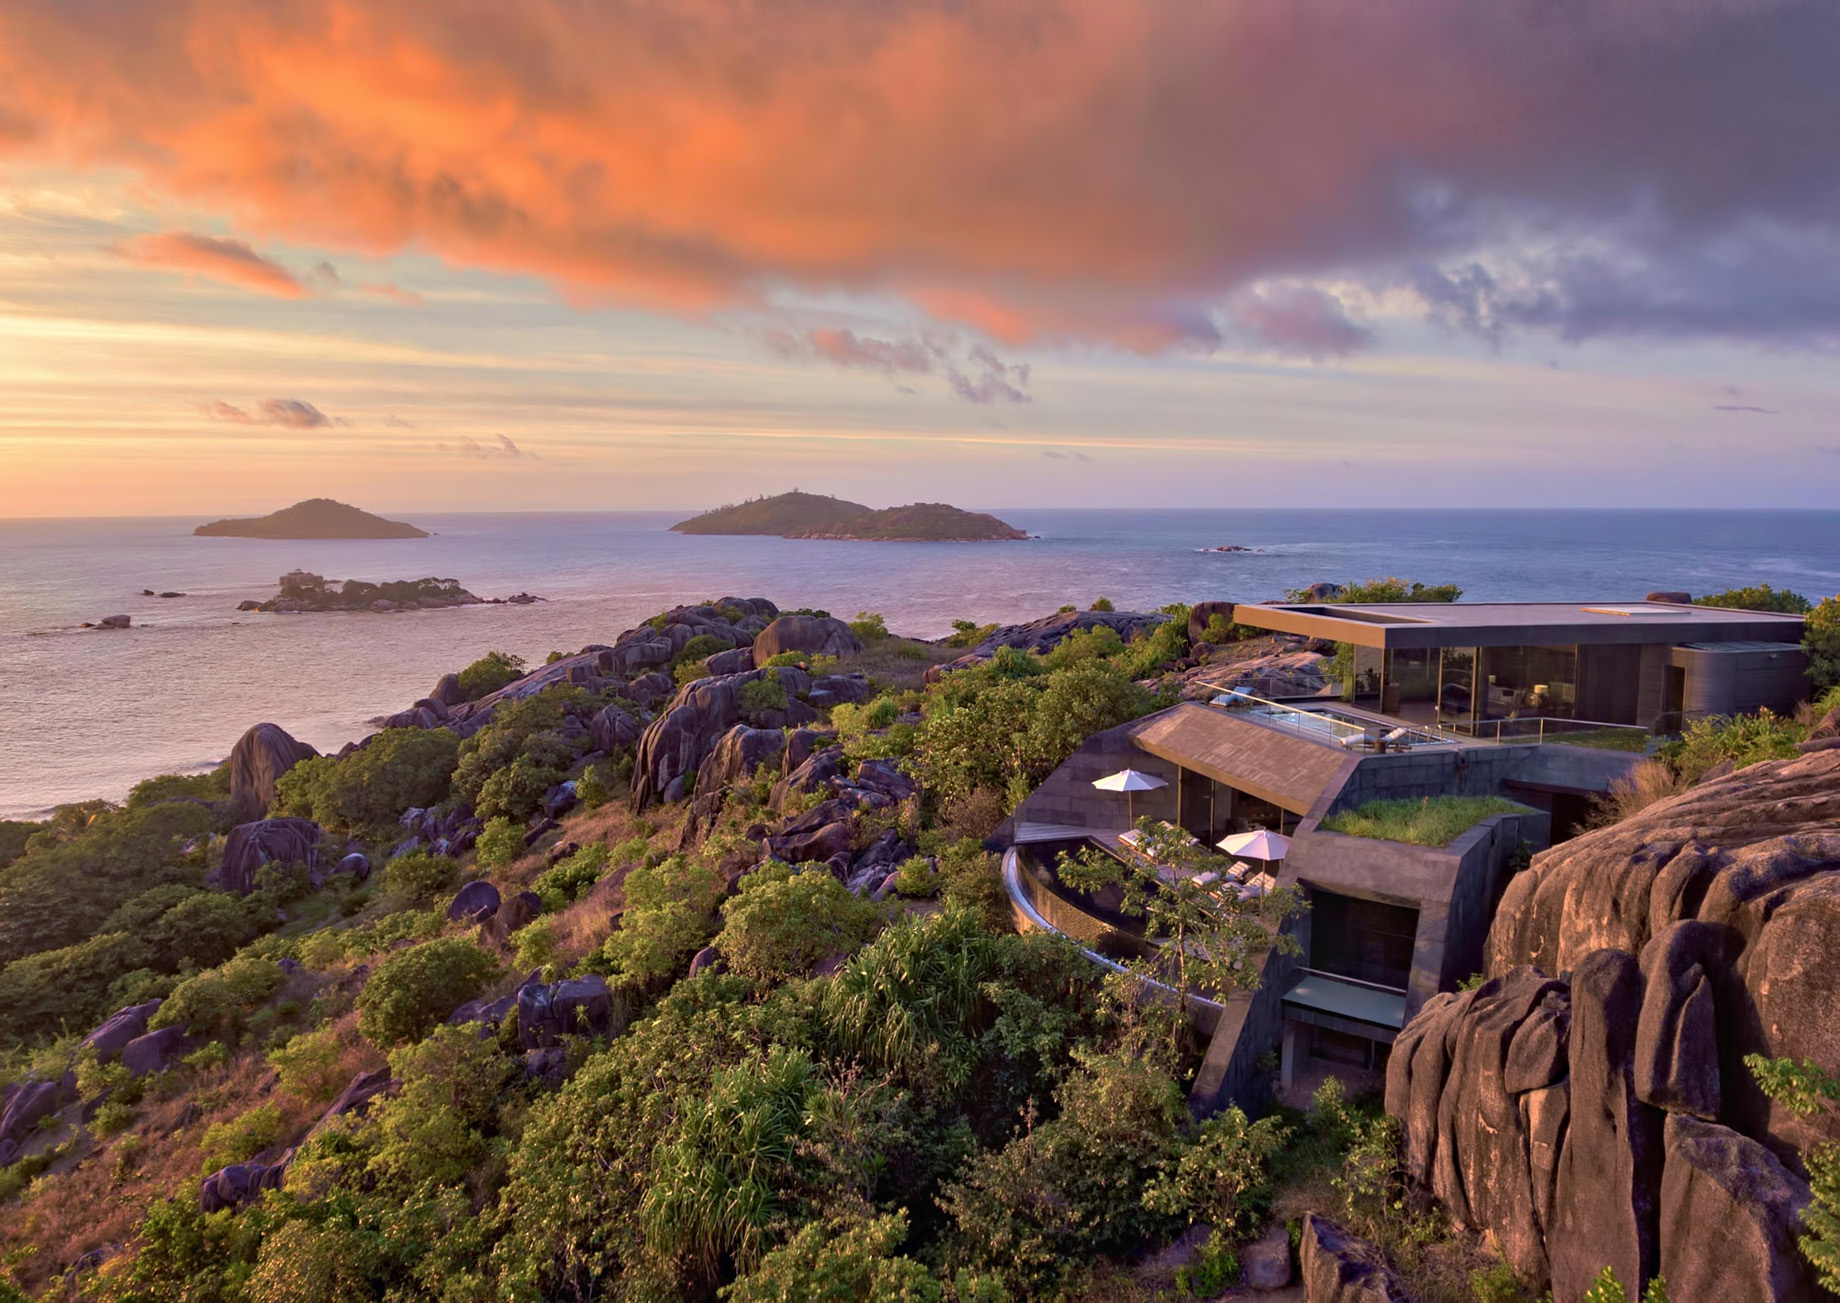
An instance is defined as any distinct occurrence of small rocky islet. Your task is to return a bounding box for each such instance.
[193,497,428,539]
[670,489,1029,541]
[234,570,542,614]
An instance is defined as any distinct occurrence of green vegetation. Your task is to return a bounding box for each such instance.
[379,848,459,905]
[1747,1054,1840,1291]
[276,727,460,840]
[1320,795,1527,847]
[946,618,996,649]
[193,497,427,539]
[355,936,498,1047]
[534,841,607,911]
[714,861,889,982]
[1660,708,1807,784]
[671,492,1026,541]
[1089,596,1115,611]
[1694,583,1812,613]
[849,611,891,643]
[1283,578,1461,695]
[457,649,526,700]
[1809,595,1840,695]
[475,814,524,868]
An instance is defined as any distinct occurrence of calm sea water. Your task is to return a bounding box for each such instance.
[2,508,1836,818]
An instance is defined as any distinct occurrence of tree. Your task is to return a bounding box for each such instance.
[356,936,498,1047]
[1694,583,1812,614]
[1058,818,1306,1029]
[275,727,460,840]
[1807,595,1840,696]
[716,861,887,983]
[1287,577,1463,604]
[1746,1053,1840,1291]
[457,650,526,700]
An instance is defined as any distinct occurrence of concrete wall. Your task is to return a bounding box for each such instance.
[1674,644,1811,718]
[1190,942,1299,1118]
[1281,806,1549,1020]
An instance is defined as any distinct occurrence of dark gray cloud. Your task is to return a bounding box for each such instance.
[1713,404,1776,414]
[1227,285,1371,358]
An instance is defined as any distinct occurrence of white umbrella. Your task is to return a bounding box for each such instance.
[1218,828,1291,862]
[1091,767,1168,826]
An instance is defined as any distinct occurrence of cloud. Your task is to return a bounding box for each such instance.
[360,282,425,306]
[443,433,536,459]
[768,328,1030,401]
[10,1,1840,347]
[1713,404,1776,414]
[118,231,306,298]
[1228,285,1372,358]
[1042,448,1091,462]
[947,345,1030,404]
[204,397,337,428]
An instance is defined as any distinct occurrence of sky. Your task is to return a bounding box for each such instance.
[1,0,1838,516]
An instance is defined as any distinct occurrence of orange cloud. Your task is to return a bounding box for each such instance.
[5,1,1839,345]
[117,230,307,298]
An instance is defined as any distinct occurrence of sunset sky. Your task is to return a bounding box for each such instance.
[1,0,1838,515]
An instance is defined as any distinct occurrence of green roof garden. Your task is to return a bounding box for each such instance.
[1318,795,1530,848]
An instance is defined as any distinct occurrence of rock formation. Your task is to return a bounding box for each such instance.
[193,497,427,539]
[751,614,864,666]
[631,665,819,806]
[928,607,1168,676]
[219,817,324,894]
[227,722,318,823]
[1300,1214,1411,1302]
[1384,747,1840,1300]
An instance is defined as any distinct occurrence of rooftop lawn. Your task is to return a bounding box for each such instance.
[1319,795,1529,847]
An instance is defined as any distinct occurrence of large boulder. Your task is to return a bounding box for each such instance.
[517,973,622,1048]
[121,1026,187,1077]
[82,1000,163,1062]
[631,666,811,807]
[1659,1115,1816,1303]
[589,704,640,755]
[219,817,324,895]
[227,722,319,823]
[446,879,502,924]
[1299,1214,1410,1303]
[0,1075,75,1148]
[764,799,857,865]
[701,725,788,793]
[751,614,863,667]
[200,1161,285,1213]
[1187,600,1236,644]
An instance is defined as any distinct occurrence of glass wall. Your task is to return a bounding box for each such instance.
[1476,645,1578,719]
[1381,647,1439,718]
[1437,647,1477,725]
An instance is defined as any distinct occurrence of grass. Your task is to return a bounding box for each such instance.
[1319,796,1528,847]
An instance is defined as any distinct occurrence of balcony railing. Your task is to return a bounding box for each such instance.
[1208,688,1653,753]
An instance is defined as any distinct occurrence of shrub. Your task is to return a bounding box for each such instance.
[275,728,460,839]
[102,886,259,972]
[366,1023,515,1189]
[599,856,725,988]
[534,842,607,911]
[1694,583,1812,613]
[675,658,715,687]
[379,849,459,905]
[1662,708,1806,783]
[849,611,891,644]
[150,952,287,1039]
[715,861,888,983]
[198,1102,285,1171]
[892,855,940,898]
[356,936,499,1048]
[268,1025,356,1103]
[575,762,614,810]
[127,769,230,809]
[946,619,996,650]
[0,932,155,1042]
[457,650,526,700]
[1088,596,1114,611]
[1142,1104,1290,1241]
[739,676,791,721]
[1809,595,1840,696]
[476,753,566,822]
[1288,577,1463,604]
[512,918,562,974]
[676,633,734,666]
[475,815,524,869]
[726,1211,940,1303]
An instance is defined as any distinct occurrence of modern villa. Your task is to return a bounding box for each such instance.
[1001,598,1811,1114]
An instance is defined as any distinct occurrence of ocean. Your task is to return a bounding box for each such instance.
[2,508,1836,819]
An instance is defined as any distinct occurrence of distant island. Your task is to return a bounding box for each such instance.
[195,497,428,539]
[671,491,1028,541]
[237,570,541,613]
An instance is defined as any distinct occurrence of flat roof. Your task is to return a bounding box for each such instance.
[1283,972,1407,1030]
[1232,600,1805,650]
